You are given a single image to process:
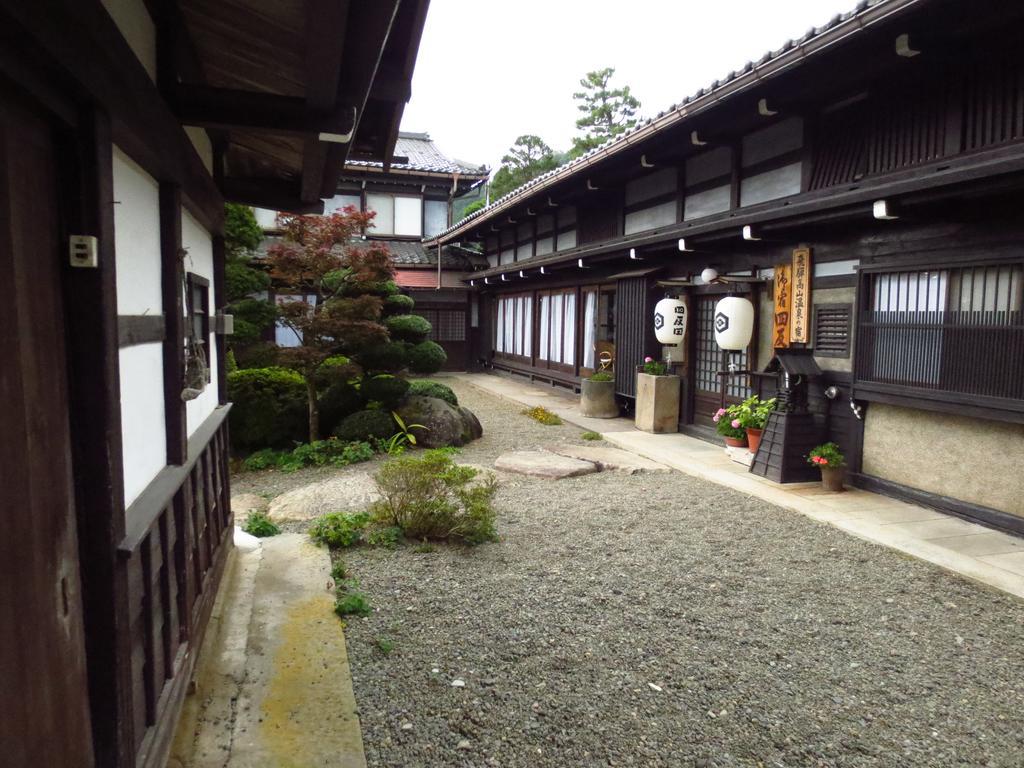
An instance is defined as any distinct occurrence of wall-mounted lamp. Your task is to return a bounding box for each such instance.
[700,267,719,284]
[519,270,526,278]
[895,33,920,58]
[742,225,761,241]
[873,199,899,220]
[824,385,840,400]
[757,98,778,117]
[690,131,707,146]
[540,266,548,274]
[501,274,511,281]
[469,279,475,286]
[577,258,590,269]
[678,238,693,252]
[484,277,492,284]
[629,248,642,261]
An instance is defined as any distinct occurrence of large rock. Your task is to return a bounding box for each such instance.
[267,472,380,522]
[396,395,482,448]
[232,492,268,517]
[494,450,598,479]
[545,444,671,475]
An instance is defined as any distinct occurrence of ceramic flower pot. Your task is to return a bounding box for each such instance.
[580,379,618,418]
[746,428,763,453]
[820,466,845,492]
[724,435,748,448]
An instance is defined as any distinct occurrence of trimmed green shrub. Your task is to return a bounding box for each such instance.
[228,367,308,452]
[319,381,365,434]
[309,511,371,549]
[407,340,447,374]
[369,449,498,544]
[383,294,415,315]
[316,355,360,387]
[242,511,280,538]
[357,341,408,373]
[361,375,410,408]
[278,439,374,472]
[407,379,458,406]
[385,314,432,343]
[333,409,396,442]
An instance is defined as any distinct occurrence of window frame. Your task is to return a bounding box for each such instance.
[185,272,211,387]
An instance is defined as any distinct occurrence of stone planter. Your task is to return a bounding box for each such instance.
[580,378,619,418]
[820,466,845,492]
[634,372,680,433]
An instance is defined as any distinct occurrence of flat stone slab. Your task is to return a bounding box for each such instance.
[545,444,671,475]
[231,492,268,517]
[268,473,380,522]
[494,450,598,479]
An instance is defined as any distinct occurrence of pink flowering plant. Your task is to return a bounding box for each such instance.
[712,404,745,439]
[807,442,845,469]
[641,355,668,376]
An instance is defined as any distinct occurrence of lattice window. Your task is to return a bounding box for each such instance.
[695,297,750,397]
[813,304,852,358]
[414,309,465,342]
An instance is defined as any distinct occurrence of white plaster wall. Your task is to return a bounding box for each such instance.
[113,145,167,506]
[113,147,162,315]
[185,127,214,175]
[183,209,219,437]
[100,0,156,82]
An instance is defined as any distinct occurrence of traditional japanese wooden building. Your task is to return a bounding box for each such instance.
[255,131,489,369]
[425,0,1024,532]
[0,1,427,766]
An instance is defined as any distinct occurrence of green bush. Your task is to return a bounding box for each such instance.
[407,340,447,374]
[407,379,458,406]
[330,560,347,583]
[589,371,613,382]
[319,382,365,434]
[242,511,280,538]
[242,447,285,471]
[357,341,408,373]
[385,314,432,343]
[309,511,371,549]
[315,355,360,388]
[369,449,498,544]
[361,375,410,408]
[233,342,280,369]
[366,526,403,549]
[383,294,415,315]
[334,409,396,442]
[278,439,374,472]
[228,367,308,452]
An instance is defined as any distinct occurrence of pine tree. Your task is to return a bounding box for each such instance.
[489,134,563,201]
[570,68,641,158]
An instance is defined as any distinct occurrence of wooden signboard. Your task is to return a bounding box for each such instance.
[773,263,792,349]
[790,248,812,343]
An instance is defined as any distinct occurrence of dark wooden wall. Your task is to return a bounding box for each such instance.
[614,276,655,399]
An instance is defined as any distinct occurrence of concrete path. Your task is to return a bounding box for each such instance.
[170,531,365,768]
[449,372,1024,601]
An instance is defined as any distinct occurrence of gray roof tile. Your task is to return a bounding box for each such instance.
[346,132,489,176]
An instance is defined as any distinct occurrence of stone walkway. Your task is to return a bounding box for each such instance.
[449,372,1024,601]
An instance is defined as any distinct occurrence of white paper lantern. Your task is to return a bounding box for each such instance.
[713,296,754,350]
[654,297,687,345]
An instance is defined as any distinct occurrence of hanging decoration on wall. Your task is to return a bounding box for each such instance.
[714,295,754,351]
[654,297,688,345]
[790,248,812,343]
[773,263,793,349]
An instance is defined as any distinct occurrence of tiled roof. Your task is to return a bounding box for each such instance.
[426,0,917,244]
[346,132,489,176]
[255,235,485,271]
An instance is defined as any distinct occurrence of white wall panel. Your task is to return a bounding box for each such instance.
[119,343,166,506]
[366,193,394,234]
[740,162,802,206]
[394,196,423,237]
[556,230,577,251]
[113,146,162,315]
[624,200,676,235]
[424,200,448,237]
[683,184,731,220]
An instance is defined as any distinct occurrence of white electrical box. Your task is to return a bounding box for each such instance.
[215,313,235,335]
[69,235,99,268]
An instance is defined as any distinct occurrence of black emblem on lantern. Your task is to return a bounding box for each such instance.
[654,313,664,330]
[714,311,729,333]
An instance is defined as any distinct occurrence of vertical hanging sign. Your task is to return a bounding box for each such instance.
[790,248,812,343]
[773,263,792,349]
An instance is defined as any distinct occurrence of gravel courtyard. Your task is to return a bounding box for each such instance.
[237,376,1024,767]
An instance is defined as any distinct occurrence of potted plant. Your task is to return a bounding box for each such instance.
[580,371,618,418]
[713,405,747,448]
[808,442,845,492]
[735,395,777,453]
[635,356,679,433]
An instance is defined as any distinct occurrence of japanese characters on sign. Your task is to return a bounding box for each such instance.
[790,248,812,343]
[773,263,792,349]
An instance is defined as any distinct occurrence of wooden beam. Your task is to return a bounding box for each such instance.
[221,178,325,215]
[171,84,356,136]
[118,314,166,347]
[62,105,136,768]
[160,183,187,465]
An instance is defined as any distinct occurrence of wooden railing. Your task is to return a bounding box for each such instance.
[118,406,233,768]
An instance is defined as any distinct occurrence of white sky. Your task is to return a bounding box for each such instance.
[402,0,859,173]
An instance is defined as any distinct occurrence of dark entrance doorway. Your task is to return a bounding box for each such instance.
[0,85,95,765]
[686,289,754,429]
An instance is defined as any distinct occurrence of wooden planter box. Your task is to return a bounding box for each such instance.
[635,371,680,433]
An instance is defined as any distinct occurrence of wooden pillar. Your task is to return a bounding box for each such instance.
[160,182,187,464]
[63,106,136,768]
[213,233,228,405]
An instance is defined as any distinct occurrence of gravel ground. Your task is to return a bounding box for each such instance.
[236,376,1024,768]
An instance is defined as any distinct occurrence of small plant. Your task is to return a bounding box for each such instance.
[641,356,668,376]
[366,526,403,549]
[309,511,371,549]
[384,411,427,455]
[712,405,746,440]
[412,540,436,554]
[335,589,372,618]
[330,559,347,583]
[808,442,845,469]
[581,431,603,441]
[588,371,614,382]
[734,395,777,430]
[369,449,498,544]
[375,637,395,656]
[522,406,562,425]
[242,447,285,472]
[277,439,375,472]
[242,510,281,538]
